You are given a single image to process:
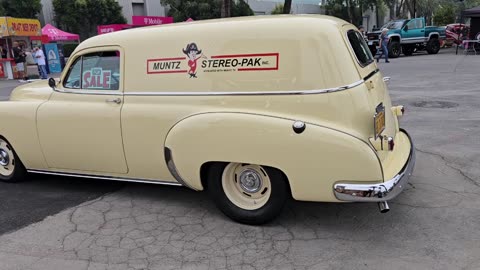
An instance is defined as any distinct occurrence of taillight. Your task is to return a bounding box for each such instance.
[387,136,395,151]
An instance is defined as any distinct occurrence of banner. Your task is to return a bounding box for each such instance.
[97,24,131,35]
[6,17,41,36]
[132,16,173,26]
[0,17,7,37]
[45,44,62,73]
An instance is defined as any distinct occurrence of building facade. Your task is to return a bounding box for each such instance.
[247,0,324,15]
[40,0,168,26]
[39,0,324,27]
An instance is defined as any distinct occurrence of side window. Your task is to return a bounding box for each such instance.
[63,50,120,91]
[347,30,374,66]
[406,20,416,30]
[415,19,424,29]
[63,57,82,89]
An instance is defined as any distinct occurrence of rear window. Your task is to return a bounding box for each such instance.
[347,30,374,67]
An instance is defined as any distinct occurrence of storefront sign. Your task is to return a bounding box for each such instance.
[132,16,173,26]
[6,17,41,36]
[0,17,7,37]
[45,43,62,73]
[97,24,131,35]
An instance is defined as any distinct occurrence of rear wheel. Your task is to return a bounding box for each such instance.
[426,38,440,54]
[0,138,27,183]
[207,162,288,225]
[388,40,401,58]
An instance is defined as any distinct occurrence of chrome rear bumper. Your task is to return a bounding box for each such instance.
[333,129,415,202]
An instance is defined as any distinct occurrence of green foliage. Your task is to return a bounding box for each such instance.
[433,4,455,25]
[232,0,254,17]
[160,0,253,22]
[325,0,378,25]
[53,0,126,40]
[271,4,284,14]
[1,0,42,18]
[62,43,79,57]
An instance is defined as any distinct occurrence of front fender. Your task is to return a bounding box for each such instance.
[164,113,383,202]
[0,101,48,169]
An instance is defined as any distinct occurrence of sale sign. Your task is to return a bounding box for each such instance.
[5,17,41,36]
[83,68,112,89]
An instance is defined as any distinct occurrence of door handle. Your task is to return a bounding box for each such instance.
[421,30,425,32]
[106,98,122,104]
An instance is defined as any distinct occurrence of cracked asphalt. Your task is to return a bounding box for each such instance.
[0,49,479,270]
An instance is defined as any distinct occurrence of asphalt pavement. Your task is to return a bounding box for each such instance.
[0,48,479,270]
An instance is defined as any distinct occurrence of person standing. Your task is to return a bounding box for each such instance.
[34,46,47,79]
[376,28,390,63]
[12,42,28,81]
[358,25,367,41]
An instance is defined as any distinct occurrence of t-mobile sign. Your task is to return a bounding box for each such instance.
[132,16,174,26]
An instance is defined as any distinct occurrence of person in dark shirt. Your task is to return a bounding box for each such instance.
[12,42,28,81]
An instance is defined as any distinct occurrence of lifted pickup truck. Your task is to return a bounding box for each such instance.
[366,17,446,58]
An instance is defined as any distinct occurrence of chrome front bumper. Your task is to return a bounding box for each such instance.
[333,129,415,202]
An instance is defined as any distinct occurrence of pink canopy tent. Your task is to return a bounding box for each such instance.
[42,24,80,42]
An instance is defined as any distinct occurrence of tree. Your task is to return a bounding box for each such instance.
[325,0,377,25]
[1,0,42,19]
[433,3,456,25]
[160,0,253,22]
[271,4,284,14]
[283,0,292,14]
[53,0,126,40]
[221,0,231,17]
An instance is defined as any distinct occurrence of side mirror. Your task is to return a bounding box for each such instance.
[48,78,56,90]
[403,25,408,31]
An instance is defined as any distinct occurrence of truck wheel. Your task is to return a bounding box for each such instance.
[403,46,414,56]
[388,41,401,58]
[426,38,440,54]
[207,162,288,225]
[0,138,27,183]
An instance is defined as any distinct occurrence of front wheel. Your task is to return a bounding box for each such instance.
[0,138,27,183]
[388,40,401,58]
[207,162,289,225]
[426,38,440,54]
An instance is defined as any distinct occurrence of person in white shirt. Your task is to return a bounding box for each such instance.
[33,46,47,79]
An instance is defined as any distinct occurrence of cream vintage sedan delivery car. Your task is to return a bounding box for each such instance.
[0,15,414,225]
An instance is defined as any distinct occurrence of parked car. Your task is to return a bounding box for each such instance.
[366,17,446,57]
[0,15,415,225]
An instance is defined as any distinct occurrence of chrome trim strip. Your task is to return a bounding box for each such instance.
[164,147,198,190]
[333,129,415,202]
[27,169,182,186]
[54,89,122,96]
[124,80,364,96]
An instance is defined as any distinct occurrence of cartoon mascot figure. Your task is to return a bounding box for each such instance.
[182,43,206,78]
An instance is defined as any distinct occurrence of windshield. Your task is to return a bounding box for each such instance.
[382,21,404,30]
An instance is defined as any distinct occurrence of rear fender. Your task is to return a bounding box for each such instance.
[164,113,383,202]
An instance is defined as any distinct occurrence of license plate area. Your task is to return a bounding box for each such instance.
[368,41,373,45]
[374,103,385,139]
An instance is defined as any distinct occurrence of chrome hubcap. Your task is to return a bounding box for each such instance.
[0,149,9,166]
[239,169,262,193]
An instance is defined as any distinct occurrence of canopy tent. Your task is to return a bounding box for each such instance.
[464,6,480,40]
[464,6,480,17]
[42,24,80,42]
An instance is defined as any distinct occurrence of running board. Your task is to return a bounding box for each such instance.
[27,169,183,186]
